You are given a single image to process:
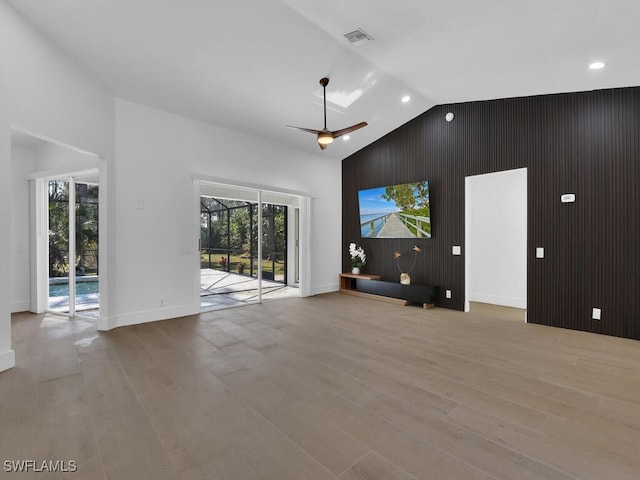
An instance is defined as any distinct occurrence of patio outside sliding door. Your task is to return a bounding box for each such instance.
[199,182,300,310]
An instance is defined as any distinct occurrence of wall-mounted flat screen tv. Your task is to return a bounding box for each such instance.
[358,181,431,238]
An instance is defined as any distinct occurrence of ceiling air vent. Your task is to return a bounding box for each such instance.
[344,28,374,46]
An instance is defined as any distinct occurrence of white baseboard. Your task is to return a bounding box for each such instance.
[106,303,199,330]
[310,283,339,296]
[96,315,115,332]
[468,293,526,309]
[11,301,30,313]
[0,349,16,372]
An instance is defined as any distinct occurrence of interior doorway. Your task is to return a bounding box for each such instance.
[197,181,304,311]
[465,168,527,316]
[11,128,102,321]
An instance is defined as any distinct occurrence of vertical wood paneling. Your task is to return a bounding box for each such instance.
[342,86,640,340]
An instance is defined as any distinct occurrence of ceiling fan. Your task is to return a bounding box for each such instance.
[288,77,368,150]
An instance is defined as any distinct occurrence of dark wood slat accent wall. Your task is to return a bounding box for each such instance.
[342,86,640,340]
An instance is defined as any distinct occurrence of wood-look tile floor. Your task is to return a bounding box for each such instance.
[2,294,640,479]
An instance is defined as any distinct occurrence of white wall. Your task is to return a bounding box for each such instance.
[0,46,14,371]
[33,141,99,174]
[0,4,114,157]
[0,1,114,370]
[110,99,340,329]
[10,146,35,312]
[465,168,527,309]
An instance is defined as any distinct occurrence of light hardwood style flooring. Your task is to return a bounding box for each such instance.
[2,294,640,479]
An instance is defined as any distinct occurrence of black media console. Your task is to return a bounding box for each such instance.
[356,278,439,309]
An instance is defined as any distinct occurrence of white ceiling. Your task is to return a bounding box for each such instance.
[7,0,640,160]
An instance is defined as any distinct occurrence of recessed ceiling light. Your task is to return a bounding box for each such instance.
[343,135,350,141]
[401,95,411,103]
[589,61,606,70]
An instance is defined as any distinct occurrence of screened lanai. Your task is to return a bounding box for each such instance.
[200,196,297,309]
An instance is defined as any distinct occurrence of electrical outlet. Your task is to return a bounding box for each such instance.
[446,290,452,299]
[592,308,601,320]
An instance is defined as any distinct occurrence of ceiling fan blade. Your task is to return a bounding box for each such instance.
[288,78,368,150]
[331,122,368,139]
[286,125,323,135]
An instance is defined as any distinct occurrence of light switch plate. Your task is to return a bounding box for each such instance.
[536,247,544,259]
[452,245,461,255]
[446,290,452,299]
[592,308,601,320]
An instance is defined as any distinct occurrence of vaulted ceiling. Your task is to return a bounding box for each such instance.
[7,0,640,159]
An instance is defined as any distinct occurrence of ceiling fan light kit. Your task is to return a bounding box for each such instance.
[288,77,367,150]
[317,131,334,145]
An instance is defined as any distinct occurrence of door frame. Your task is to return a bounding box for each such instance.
[464,168,528,314]
[193,176,312,310]
[30,168,100,319]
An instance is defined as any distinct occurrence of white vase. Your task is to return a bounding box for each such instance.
[351,267,361,275]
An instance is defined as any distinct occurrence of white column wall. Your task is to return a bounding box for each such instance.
[0,46,14,371]
[10,146,36,312]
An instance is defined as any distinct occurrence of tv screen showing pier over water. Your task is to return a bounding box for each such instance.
[358,181,431,239]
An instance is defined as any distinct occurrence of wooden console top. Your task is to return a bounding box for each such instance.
[339,273,382,297]
[339,273,381,280]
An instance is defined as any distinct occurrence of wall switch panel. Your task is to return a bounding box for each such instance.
[446,290,452,299]
[536,247,544,258]
[592,308,601,320]
[452,245,461,255]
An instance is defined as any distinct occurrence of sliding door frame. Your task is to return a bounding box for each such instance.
[193,176,312,310]
[30,168,100,319]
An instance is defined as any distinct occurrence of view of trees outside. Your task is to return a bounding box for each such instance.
[48,181,70,277]
[200,197,287,282]
[382,182,430,218]
[48,181,99,278]
[382,181,431,237]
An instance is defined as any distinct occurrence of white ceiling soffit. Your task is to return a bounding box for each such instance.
[11,130,48,149]
[7,0,640,160]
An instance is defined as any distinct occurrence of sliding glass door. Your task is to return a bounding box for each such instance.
[260,202,287,287]
[47,176,99,318]
[48,180,71,314]
[74,181,99,316]
[199,183,299,310]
